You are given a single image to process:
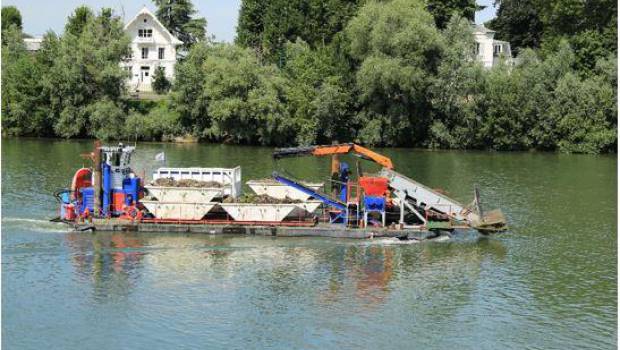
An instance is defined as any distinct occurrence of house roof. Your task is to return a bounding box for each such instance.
[124,6,183,45]
[472,24,496,34]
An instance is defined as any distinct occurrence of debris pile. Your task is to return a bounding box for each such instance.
[151,177,222,188]
[223,194,302,204]
[249,178,319,186]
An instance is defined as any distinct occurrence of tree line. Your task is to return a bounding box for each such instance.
[1,0,617,153]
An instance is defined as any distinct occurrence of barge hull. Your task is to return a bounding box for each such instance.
[75,219,461,239]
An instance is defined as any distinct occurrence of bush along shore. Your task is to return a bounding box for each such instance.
[1,1,617,153]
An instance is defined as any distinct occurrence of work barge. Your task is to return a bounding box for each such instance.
[55,142,507,240]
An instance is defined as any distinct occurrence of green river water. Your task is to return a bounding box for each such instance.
[2,138,617,349]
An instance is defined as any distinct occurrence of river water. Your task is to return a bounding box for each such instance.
[2,138,617,349]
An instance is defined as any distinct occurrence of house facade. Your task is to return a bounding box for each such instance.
[472,24,512,68]
[122,7,182,92]
[23,37,43,51]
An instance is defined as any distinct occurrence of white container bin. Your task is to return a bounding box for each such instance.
[144,186,223,203]
[153,167,242,198]
[246,180,323,201]
[219,203,298,222]
[288,201,323,218]
[142,201,216,220]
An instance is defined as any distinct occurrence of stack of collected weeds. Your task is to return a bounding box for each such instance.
[151,177,222,188]
[222,194,301,204]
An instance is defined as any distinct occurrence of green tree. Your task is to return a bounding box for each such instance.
[236,0,361,61]
[281,39,352,144]
[203,44,293,144]
[152,66,171,94]
[65,5,94,37]
[1,25,51,136]
[490,0,617,68]
[477,63,533,150]
[87,98,126,140]
[170,42,211,132]
[487,0,544,55]
[311,77,353,143]
[49,7,130,138]
[1,6,22,31]
[552,72,616,153]
[172,43,294,145]
[520,43,574,150]
[346,0,444,146]
[153,0,206,49]
[535,0,616,37]
[472,43,573,151]
[429,16,485,149]
[236,0,265,49]
[568,29,615,74]
[426,0,480,29]
[125,101,181,141]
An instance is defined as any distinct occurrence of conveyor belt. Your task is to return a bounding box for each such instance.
[380,168,507,232]
[379,168,471,220]
[272,172,347,211]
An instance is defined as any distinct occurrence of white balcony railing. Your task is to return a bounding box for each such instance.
[135,36,154,43]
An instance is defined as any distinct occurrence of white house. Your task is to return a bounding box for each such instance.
[122,7,183,92]
[23,37,43,51]
[472,24,512,68]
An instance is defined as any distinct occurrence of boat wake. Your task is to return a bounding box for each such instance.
[366,235,452,245]
[366,237,421,245]
[2,217,69,233]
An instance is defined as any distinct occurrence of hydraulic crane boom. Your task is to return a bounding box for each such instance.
[273,143,394,169]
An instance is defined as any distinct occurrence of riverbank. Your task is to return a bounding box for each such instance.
[3,134,618,155]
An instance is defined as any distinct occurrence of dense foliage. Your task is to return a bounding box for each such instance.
[488,0,617,72]
[426,0,479,29]
[1,6,22,31]
[236,0,362,61]
[346,0,444,146]
[486,0,543,56]
[1,1,617,153]
[152,66,171,94]
[2,7,130,139]
[171,44,294,144]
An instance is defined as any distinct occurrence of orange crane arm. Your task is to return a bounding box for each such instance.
[273,143,394,169]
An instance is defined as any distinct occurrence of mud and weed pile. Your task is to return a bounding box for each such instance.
[151,178,223,188]
[223,194,301,204]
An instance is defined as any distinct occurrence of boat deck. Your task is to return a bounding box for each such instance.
[74,219,469,239]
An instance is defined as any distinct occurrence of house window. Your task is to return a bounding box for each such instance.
[141,47,149,59]
[123,66,132,75]
[158,47,165,60]
[494,44,502,56]
[138,29,153,38]
[475,42,480,55]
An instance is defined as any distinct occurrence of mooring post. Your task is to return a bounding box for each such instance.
[93,140,102,217]
[331,141,340,197]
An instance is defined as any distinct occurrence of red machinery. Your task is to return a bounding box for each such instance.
[358,176,389,196]
[273,143,393,197]
[273,143,394,227]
